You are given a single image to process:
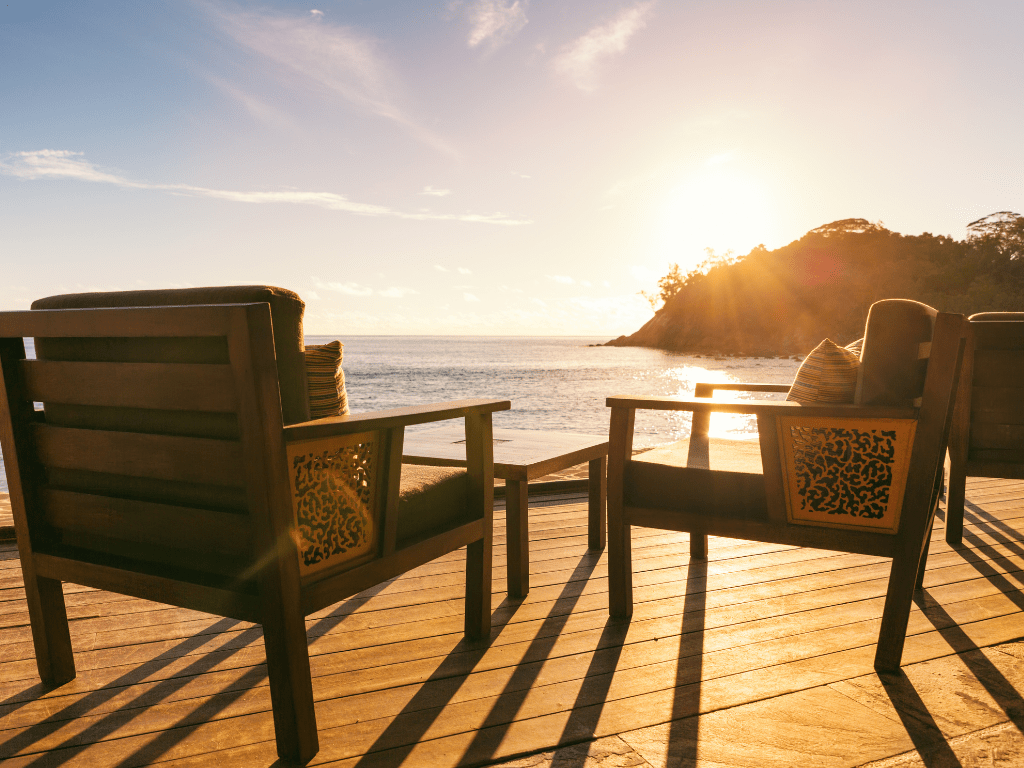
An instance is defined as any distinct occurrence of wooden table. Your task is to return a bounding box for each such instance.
[403,425,608,598]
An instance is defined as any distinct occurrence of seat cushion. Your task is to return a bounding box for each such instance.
[634,437,764,474]
[304,340,350,419]
[626,440,768,520]
[31,285,309,425]
[397,464,473,545]
[787,339,860,405]
[855,299,937,406]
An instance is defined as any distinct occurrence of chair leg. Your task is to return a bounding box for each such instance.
[607,492,633,619]
[262,610,319,764]
[465,534,492,640]
[874,553,923,672]
[945,462,967,546]
[505,479,530,599]
[915,528,932,591]
[25,574,75,686]
[690,533,709,559]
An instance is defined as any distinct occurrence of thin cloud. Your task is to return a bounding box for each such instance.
[315,280,417,299]
[202,2,457,155]
[552,1,654,91]
[466,0,528,50]
[0,150,530,225]
[318,281,373,296]
[434,265,450,272]
[421,185,452,197]
[379,287,418,298]
[548,274,575,284]
[464,292,481,302]
[457,267,471,274]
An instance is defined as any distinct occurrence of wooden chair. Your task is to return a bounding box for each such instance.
[945,313,1024,545]
[0,302,509,763]
[606,301,967,672]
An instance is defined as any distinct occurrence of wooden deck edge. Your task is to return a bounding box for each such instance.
[495,479,590,498]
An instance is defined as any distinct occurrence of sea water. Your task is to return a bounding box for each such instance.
[0,336,800,493]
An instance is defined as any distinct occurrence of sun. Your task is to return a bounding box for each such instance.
[650,162,782,275]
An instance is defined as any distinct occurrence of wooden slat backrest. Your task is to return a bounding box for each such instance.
[0,305,287,585]
[966,321,1024,456]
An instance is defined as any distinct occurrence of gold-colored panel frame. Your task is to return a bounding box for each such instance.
[287,430,382,578]
[777,416,917,534]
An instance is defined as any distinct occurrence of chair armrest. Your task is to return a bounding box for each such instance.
[606,394,917,420]
[284,398,511,442]
[693,382,790,397]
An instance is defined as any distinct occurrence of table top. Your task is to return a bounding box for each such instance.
[402,424,608,482]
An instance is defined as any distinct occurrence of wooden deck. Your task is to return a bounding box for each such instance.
[2,478,1024,767]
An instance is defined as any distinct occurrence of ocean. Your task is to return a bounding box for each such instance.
[0,336,800,493]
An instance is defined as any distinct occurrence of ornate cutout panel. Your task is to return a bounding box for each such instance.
[287,431,381,578]
[778,416,916,533]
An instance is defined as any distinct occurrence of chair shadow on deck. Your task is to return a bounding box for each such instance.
[958,499,1024,614]
[664,557,708,767]
[354,550,604,768]
[109,583,401,768]
[878,671,961,767]
[915,592,1024,759]
[0,617,258,765]
[1,581,391,767]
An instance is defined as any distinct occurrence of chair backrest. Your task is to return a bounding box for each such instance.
[957,314,1024,466]
[0,304,294,601]
[855,299,937,406]
[30,286,310,425]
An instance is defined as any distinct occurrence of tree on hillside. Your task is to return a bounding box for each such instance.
[968,211,1024,261]
[616,212,1024,355]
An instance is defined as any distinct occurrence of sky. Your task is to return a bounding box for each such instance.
[2,0,1023,336]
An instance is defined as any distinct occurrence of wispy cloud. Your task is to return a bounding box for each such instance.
[463,292,481,302]
[379,287,418,298]
[552,1,654,91]
[202,2,456,155]
[421,185,452,197]
[547,274,575,284]
[316,280,417,298]
[466,0,528,50]
[0,150,530,225]
[457,267,471,274]
[317,281,373,296]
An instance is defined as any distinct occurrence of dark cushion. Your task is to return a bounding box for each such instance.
[31,286,309,425]
[855,299,937,406]
[304,340,350,419]
[397,465,473,545]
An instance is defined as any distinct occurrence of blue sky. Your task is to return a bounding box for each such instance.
[2,0,1023,335]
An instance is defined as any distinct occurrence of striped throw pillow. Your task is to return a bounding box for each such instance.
[845,337,864,358]
[787,339,860,405]
[304,340,350,419]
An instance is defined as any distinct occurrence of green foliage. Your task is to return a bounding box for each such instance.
[641,248,738,309]
[629,213,1024,356]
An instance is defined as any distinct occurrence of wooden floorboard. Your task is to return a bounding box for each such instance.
[2,480,1024,766]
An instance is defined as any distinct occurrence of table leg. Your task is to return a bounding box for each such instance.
[588,456,607,550]
[505,478,530,598]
